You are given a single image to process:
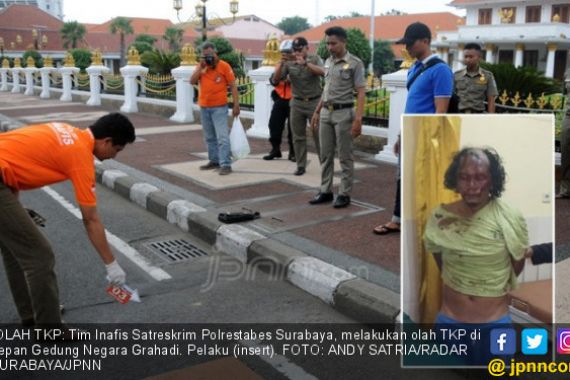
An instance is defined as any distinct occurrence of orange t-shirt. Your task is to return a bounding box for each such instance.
[198,59,235,108]
[0,123,97,206]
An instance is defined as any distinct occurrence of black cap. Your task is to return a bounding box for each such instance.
[292,37,308,49]
[396,22,432,45]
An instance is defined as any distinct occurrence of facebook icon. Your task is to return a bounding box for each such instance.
[490,328,516,355]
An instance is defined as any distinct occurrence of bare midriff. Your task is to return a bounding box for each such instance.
[440,284,508,323]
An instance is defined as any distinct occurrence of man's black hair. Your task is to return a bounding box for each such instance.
[464,43,482,52]
[201,41,217,52]
[89,113,135,146]
[324,26,347,41]
[443,147,506,198]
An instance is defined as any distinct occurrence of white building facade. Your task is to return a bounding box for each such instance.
[434,0,570,79]
[0,0,63,19]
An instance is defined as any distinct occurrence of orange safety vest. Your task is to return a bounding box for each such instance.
[274,81,291,100]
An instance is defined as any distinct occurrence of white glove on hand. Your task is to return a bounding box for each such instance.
[105,261,126,285]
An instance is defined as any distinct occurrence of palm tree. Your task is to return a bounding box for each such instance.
[109,17,134,67]
[60,21,86,49]
[162,27,184,52]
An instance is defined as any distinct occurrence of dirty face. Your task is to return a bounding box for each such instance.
[456,150,492,210]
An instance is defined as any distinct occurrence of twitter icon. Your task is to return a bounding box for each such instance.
[522,328,548,355]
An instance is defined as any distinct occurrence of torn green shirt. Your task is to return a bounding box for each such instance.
[423,199,528,297]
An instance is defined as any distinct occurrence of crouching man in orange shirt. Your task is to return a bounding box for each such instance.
[0,113,135,327]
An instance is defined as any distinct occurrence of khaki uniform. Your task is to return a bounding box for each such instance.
[560,69,570,195]
[319,52,365,196]
[282,55,324,169]
[454,67,498,113]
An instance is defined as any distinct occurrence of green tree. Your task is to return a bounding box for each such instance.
[372,39,395,76]
[163,27,184,52]
[140,49,180,74]
[60,21,86,49]
[71,48,92,72]
[23,49,43,68]
[323,15,338,22]
[198,37,245,77]
[109,17,134,68]
[480,62,561,97]
[277,16,311,35]
[130,34,157,56]
[317,28,372,70]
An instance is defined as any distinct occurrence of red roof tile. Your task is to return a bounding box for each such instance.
[295,12,462,43]
[0,4,63,29]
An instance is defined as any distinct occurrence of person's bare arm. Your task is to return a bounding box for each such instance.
[190,61,206,85]
[230,80,240,117]
[352,86,365,138]
[79,205,115,264]
[310,98,323,131]
[487,95,496,113]
[511,255,526,276]
[434,97,450,114]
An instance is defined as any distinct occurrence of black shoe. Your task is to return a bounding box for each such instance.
[199,161,220,170]
[294,167,306,176]
[263,151,282,160]
[309,192,334,204]
[333,195,351,208]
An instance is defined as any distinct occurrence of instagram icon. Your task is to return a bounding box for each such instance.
[557,329,570,354]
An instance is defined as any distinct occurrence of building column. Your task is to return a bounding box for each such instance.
[485,44,495,64]
[246,66,273,138]
[24,66,38,96]
[0,67,8,92]
[11,68,22,93]
[514,43,524,68]
[454,44,465,71]
[375,68,408,164]
[59,66,79,102]
[39,66,54,99]
[545,43,557,78]
[86,64,110,106]
[441,47,449,65]
[120,64,149,113]
[170,65,196,123]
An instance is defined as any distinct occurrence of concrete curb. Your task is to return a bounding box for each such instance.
[94,164,400,324]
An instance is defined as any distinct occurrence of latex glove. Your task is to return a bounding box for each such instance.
[105,261,126,285]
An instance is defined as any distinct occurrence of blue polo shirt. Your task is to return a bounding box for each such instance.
[404,55,453,114]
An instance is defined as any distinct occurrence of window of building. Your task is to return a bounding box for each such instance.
[499,7,516,24]
[523,50,538,68]
[499,50,514,64]
[526,6,541,23]
[479,8,492,25]
[553,4,570,23]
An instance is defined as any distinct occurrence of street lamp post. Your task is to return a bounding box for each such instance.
[173,0,239,42]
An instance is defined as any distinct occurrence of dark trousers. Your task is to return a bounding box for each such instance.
[0,180,62,325]
[268,97,294,155]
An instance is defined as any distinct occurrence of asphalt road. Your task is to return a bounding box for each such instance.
[0,182,471,379]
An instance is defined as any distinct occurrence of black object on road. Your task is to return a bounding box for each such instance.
[26,208,46,227]
[218,211,260,224]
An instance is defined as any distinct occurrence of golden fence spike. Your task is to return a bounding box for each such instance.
[537,93,547,110]
[511,91,522,107]
[524,93,534,108]
[499,90,509,105]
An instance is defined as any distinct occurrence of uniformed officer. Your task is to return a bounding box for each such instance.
[454,43,498,113]
[557,68,570,199]
[309,26,366,208]
[264,40,295,161]
[274,36,324,176]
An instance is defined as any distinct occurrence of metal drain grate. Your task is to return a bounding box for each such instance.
[144,239,208,263]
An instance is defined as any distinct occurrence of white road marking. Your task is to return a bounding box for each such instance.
[240,340,320,380]
[42,186,172,281]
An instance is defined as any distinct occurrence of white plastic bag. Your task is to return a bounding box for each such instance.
[229,117,250,160]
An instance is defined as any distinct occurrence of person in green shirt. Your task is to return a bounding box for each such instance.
[423,147,528,364]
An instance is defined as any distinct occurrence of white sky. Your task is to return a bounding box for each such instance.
[63,0,464,26]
